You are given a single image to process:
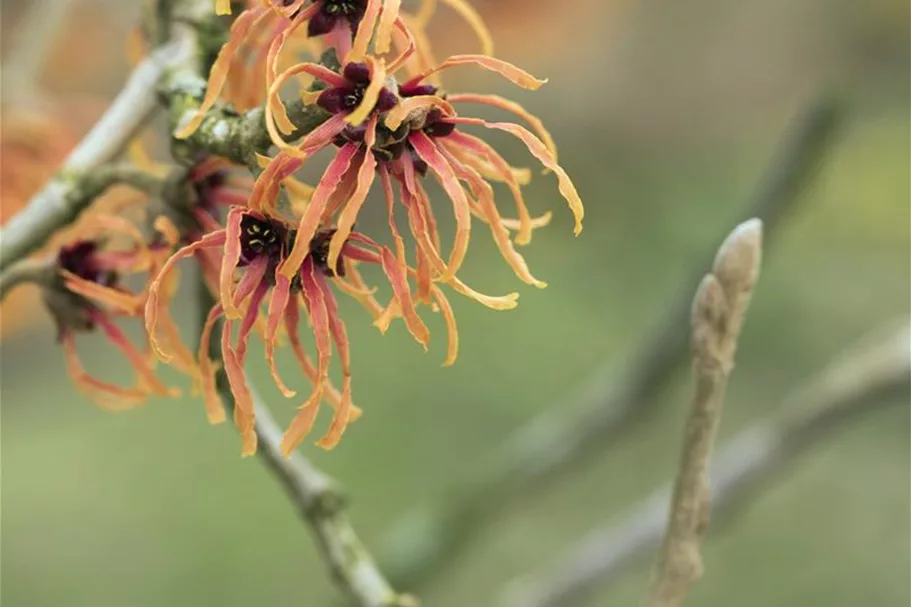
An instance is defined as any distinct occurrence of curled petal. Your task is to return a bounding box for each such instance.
[285,297,361,421]
[281,261,331,455]
[61,333,149,410]
[444,131,534,243]
[235,281,270,364]
[447,93,557,159]
[146,230,227,362]
[198,304,227,424]
[375,0,402,54]
[409,132,471,280]
[265,272,296,398]
[387,17,416,74]
[313,273,353,450]
[175,9,260,138]
[281,143,359,279]
[380,247,430,348]
[447,277,520,310]
[61,271,143,315]
[408,55,547,91]
[349,0,383,62]
[95,313,178,398]
[221,319,258,456]
[328,118,378,271]
[440,146,546,288]
[450,118,584,235]
[430,285,459,366]
[219,207,245,319]
[383,95,455,132]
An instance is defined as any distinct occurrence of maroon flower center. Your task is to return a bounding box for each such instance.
[239,215,286,266]
[317,63,398,116]
[309,229,346,277]
[58,241,117,286]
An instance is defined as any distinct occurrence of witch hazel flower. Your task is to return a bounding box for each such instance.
[145,197,449,455]
[43,217,179,409]
[184,0,495,141]
[256,51,583,319]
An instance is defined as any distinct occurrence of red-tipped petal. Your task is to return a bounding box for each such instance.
[410,131,471,280]
[198,304,227,424]
[219,208,245,319]
[281,144,358,278]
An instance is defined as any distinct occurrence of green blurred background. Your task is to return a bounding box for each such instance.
[1,0,909,605]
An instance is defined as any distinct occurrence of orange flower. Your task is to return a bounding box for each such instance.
[43,220,178,410]
[145,201,450,455]
[255,51,582,317]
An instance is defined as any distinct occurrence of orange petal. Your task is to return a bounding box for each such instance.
[375,0,402,54]
[198,304,227,424]
[61,333,150,410]
[410,55,546,91]
[221,319,258,456]
[95,313,178,398]
[61,271,143,315]
[349,0,383,62]
[447,93,557,159]
[380,247,430,347]
[429,285,459,366]
[346,57,387,126]
[439,145,546,288]
[175,9,260,138]
[450,118,584,235]
[146,230,227,362]
[383,95,455,132]
[281,144,359,279]
[313,273,354,450]
[327,118,378,271]
[265,272,297,398]
[219,207,245,319]
[410,131,471,280]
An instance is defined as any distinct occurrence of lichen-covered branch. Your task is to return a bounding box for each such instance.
[0,0,328,273]
[644,218,763,607]
[380,94,844,587]
[0,43,181,272]
[500,320,910,607]
[196,282,413,607]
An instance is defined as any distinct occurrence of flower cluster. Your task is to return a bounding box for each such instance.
[33,0,584,458]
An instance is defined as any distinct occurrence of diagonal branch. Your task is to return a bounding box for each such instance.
[0,40,185,271]
[196,280,414,607]
[0,0,328,274]
[380,93,845,586]
[500,320,911,607]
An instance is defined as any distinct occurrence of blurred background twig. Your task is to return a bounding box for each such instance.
[501,320,911,607]
[645,218,763,607]
[380,93,844,587]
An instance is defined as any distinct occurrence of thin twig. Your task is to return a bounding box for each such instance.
[0,164,164,299]
[381,93,845,586]
[196,281,413,607]
[0,42,187,272]
[644,218,763,607]
[0,257,55,300]
[500,320,911,607]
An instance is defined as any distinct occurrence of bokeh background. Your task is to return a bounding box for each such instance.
[1,0,909,605]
